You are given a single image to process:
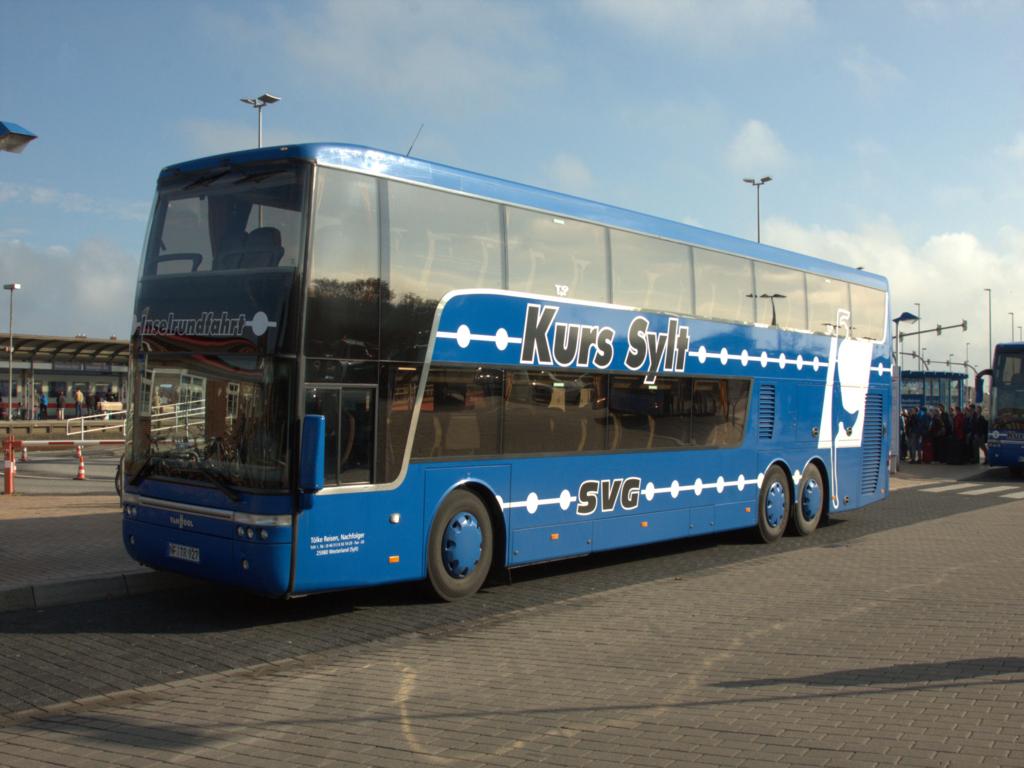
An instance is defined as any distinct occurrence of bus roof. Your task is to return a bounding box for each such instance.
[160,143,888,292]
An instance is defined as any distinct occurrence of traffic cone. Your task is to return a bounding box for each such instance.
[75,453,86,481]
[76,444,82,460]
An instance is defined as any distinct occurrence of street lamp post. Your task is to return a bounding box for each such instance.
[746,292,785,326]
[891,311,918,472]
[984,288,992,367]
[239,93,280,148]
[966,341,970,368]
[3,283,20,423]
[742,176,772,243]
[914,302,922,372]
[1010,312,1015,341]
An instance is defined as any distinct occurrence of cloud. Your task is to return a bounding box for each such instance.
[587,0,815,49]
[0,237,136,338]
[0,182,148,222]
[179,118,258,159]
[999,132,1024,159]
[841,47,906,99]
[764,217,1018,364]
[728,120,790,174]
[208,1,559,109]
[546,153,595,196]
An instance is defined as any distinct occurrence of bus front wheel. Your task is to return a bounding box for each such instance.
[757,465,791,543]
[427,489,494,602]
[790,464,824,536]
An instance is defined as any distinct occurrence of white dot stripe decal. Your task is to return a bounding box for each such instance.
[499,472,765,511]
[436,331,894,378]
[436,327,524,350]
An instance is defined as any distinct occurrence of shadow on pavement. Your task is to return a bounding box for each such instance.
[717,657,1024,688]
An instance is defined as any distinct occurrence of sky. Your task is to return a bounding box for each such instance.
[2,0,1023,373]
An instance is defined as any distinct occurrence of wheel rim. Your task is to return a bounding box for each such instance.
[441,512,483,579]
[765,481,786,528]
[801,478,822,522]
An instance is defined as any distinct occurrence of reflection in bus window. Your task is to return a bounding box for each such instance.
[610,231,693,315]
[753,262,807,330]
[507,209,608,302]
[385,183,502,361]
[807,274,851,335]
[691,379,750,447]
[307,168,381,359]
[413,367,503,458]
[502,370,606,454]
[693,248,755,324]
[849,283,886,340]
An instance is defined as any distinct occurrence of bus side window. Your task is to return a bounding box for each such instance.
[610,230,694,315]
[753,262,808,330]
[506,208,608,302]
[307,168,381,360]
[807,275,851,336]
[693,248,755,324]
[411,368,502,459]
[692,379,750,447]
[384,182,502,362]
[849,283,886,341]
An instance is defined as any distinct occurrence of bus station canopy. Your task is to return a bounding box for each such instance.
[2,333,128,367]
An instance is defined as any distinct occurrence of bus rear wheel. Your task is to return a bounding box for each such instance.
[790,464,824,536]
[757,465,791,543]
[427,489,494,602]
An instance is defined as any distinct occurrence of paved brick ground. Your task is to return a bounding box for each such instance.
[0,495,146,592]
[0,480,1020,766]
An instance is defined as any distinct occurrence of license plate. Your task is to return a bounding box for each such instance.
[168,542,201,563]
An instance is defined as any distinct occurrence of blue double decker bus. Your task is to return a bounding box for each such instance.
[122,144,891,600]
[978,343,1024,474]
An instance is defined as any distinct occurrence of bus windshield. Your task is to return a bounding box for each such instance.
[142,162,308,277]
[994,350,1024,423]
[127,354,292,492]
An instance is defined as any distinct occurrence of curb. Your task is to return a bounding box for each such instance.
[0,569,197,614]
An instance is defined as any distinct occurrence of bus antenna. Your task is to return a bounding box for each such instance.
[405,123,424,157]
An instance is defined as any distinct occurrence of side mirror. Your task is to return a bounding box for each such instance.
[975,369,992,405]
[299,414,325,495]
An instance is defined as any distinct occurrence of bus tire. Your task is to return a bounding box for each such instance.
[790,464,824,536]
[756,465,790,543]
[427,489,494,602]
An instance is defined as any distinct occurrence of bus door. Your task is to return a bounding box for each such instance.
[304,384,376,485]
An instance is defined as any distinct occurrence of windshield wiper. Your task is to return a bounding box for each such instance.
[182,167,234,190]
[233,169,290,185]
[192,461,241,503]
[130,456,158,487]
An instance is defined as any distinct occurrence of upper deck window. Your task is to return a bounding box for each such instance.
[506,209,608,302]
[693,248,755,324]
[610,230,694,315]
[849,283,886,341]
[144,163,307,277]
[306,167,380,359]
[753,262,808,330]
[806,274,851,335]
[387,182,502,303]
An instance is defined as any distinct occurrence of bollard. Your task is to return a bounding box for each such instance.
[75,444,82,460]
[20,444,28,463]
[3,437,14,495]
[75,452,86,481]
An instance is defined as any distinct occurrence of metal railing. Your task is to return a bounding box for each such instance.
[148,399,206,435]
[65,410,128,441]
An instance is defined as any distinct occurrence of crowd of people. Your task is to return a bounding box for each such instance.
[36,387,119,420]
[900,403,987,465]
